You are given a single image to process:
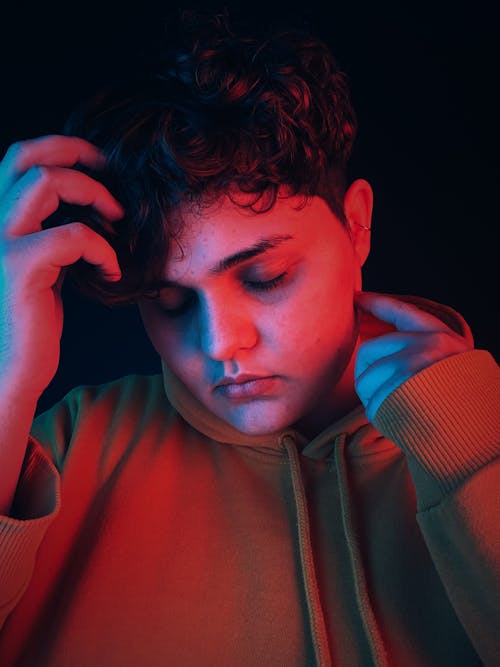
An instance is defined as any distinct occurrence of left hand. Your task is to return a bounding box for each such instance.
[353,291,473,423]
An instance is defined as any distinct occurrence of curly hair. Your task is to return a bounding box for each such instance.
[57,10,358,306]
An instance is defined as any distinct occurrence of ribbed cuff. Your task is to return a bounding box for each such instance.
[373,350,500,503]
[0,438,60,608]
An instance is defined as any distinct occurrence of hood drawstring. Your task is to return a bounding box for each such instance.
[283,435,332,667]
[333,433,389,667]
[283,433,389,667]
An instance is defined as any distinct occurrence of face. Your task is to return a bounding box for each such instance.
[138,184,371,437]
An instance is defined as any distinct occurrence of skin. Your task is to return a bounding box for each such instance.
[5,134,466,443]
[0,134,124,516]
[139,180,374,439]
[354,291,471,423]
[138,179,471,439]
[0,135,124,398]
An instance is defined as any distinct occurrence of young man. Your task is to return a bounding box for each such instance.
[0,11,498,667]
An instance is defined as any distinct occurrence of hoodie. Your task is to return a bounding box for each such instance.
[0,293,498,666]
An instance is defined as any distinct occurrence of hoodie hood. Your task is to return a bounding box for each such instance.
[161,292,474,458]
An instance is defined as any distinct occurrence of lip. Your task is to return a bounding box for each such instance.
[214,375,278,400]
[214,373,271,388]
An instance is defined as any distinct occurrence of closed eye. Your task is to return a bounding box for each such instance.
[243,272,288,292]
[150,271,289,318]
[156,292,196,318]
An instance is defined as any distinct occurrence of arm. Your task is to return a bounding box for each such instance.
[354,292,500,665]
[375,350,500,666]
[0,382,39,516]
[0,435,61,630]
[0,133,124,629]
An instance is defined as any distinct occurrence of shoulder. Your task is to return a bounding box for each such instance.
[32,373,172,441]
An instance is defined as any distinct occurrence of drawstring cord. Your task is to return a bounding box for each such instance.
[283,432,389,667]
[283,436,332,667]
[333,433,389,667]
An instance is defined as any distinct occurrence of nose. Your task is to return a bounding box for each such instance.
[198,292,258,360]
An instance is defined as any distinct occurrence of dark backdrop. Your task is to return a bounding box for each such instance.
[0,3,497,416]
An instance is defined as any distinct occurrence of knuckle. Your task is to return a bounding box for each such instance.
[67,222,102,247]
[28,164,49,185]
[431,330,453,347]
[68,221,89,237]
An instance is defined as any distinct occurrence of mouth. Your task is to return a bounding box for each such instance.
[214,376,279,400]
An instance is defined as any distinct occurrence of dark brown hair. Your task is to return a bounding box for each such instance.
[60,10,358,305]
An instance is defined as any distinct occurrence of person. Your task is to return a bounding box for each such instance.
[0,10,498,667]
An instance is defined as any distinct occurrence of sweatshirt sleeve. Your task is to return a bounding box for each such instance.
[373,348,500,666]
[0,437,61,629]
[0,382,80,630]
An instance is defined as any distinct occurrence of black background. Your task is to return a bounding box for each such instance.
[0,3,497,416]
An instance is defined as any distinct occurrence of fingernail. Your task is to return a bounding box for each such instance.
[112,202,125,219]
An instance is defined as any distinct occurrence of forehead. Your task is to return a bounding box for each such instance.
[164,192,343,280]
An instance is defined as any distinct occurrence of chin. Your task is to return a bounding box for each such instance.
[220,400,301,437]
[230,421,283,437]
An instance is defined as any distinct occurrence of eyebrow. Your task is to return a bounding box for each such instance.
[153,234,295,289]
[210,233,294,274]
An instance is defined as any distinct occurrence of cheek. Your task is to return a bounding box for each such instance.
[275,266,354,342]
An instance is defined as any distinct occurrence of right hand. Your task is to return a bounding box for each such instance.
[0,135,125,398]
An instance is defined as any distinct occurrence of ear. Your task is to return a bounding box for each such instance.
[343,178,373,266]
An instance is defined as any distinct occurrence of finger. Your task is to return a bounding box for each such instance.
[354,291,450,333]
[10,223,122,293]
[0,166,124,237]
[364,371,415,423]
[355,335,470,421]
[355,343,434,403]
[354,331,414,379]
[53,266,69,296]
[0,135,107,200]
[355,361,415,416]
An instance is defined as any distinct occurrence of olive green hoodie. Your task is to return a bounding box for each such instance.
[0,294,498,666]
